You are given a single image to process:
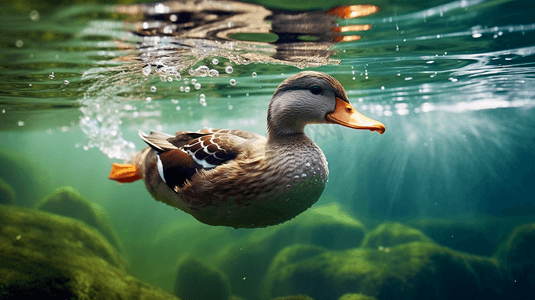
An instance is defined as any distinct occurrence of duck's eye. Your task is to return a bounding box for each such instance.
[310,86,322,95]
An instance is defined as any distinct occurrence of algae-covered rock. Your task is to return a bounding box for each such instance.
[271,295,315,300]
[408,218,499,256]
[174,257,230,300]
[138,218,235,292]
[338,294,377,300]
[216,203,366,300]
[264,242,513,300]
[496,223,535,292]
[0,150,50,207]
[0,177,16,205]
[362,222,433,249]
[36,186,124,253]
[0,205,178,300]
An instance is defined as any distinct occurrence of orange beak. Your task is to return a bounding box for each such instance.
[326,97,385,134]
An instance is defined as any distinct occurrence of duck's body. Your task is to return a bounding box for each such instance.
[109,71,385,228]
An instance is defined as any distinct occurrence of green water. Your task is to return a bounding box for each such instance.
[1,0,535,299]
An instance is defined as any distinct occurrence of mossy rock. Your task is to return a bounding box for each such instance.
[36,186,124,253]
[362,222,433,249]
[271,295,315,300]
[408,218,503,256]
[496,223,535,293]
[136,218,235,292]
[0,150,50,207]
[338,294,377,300]
[0,205,178,300]
[0,177,16,205]
[174,257,230,300]
[264,242,514,300]
[215,202,366,300]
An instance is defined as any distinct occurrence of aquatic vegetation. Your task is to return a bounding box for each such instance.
[338,294,377,300]
[0,205,177,300]
[361,222,433,249]
[214,203,366,300]
[263,242,512,300]
[36,186,125,253]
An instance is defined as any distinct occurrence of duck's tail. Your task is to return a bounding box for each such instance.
[108,163,142,183]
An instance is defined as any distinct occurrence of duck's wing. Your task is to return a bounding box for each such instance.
[139,129,251,189]
[138,130,178,152]
[196,128,265,141]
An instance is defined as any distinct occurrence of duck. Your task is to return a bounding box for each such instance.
[109,71,385,228]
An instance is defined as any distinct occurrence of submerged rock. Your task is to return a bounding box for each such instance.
[174,257,230,300]
[496,223,535,294]
[36,186,124,253]
[0,205,177,299]
[0,150,50,207]
[362,222,433,249]
[338,294,377,300]
[0,177,16,205]
[408,218,500,256]
[139,218,235,292]
[270,296,315,300]
[216,203,366,300]
[264,242,513,300]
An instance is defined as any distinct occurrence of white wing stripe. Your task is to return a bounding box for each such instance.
[156,154,166,183]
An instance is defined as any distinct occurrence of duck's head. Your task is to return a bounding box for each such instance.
[267,71,385,138]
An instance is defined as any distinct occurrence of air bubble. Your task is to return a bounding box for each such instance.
[15,40,23,48]
[191,79,197,84]
[195,83,201,90]
[151,86,157,92]
[63,80,69,85]
[196,66,209,77]
[225,66,233,74]
[29,10,40,21]
[142,65,151,76]
[212,58,219,65]
[252,72,257,78]
[18,121,25,126]
[176,106,181,110]
[229,79,236,86]
[185,86,190,92]
[305,163,310,167]
[208,69,219,77]
[180,86,184,92]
